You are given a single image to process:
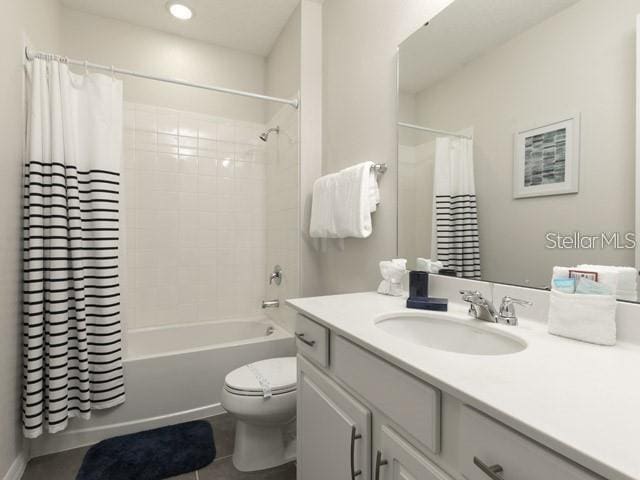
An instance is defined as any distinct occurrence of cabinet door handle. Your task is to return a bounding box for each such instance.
[375,450,388,480]
[350,425,362,479]
[474,456,504,479]
[295,332,316,347]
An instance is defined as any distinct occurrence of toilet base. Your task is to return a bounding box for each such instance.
[231,419,296,472]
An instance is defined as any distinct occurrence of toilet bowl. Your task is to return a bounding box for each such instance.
[221,356,297,472]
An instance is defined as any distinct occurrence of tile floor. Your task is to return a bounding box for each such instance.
[22,414,296,480]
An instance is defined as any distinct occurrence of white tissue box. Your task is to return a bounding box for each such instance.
[548,290,617,346]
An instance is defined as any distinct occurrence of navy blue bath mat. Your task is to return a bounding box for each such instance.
[76,420,216,480]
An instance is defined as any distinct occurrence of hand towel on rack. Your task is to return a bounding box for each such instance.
[309,161,380,238]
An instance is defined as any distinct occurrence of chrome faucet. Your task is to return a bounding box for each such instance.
[460,290,531,326]
[269,265,283,286]
[262,299,279,309]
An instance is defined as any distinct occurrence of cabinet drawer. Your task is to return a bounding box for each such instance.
[333,335,441,453]
[295,314,329,368]
[460,407,600,480]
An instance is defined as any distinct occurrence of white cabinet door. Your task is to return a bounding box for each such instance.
[297,355,371,480]
[376,426,452,480]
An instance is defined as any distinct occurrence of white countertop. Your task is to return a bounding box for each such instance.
[287,292,640,480]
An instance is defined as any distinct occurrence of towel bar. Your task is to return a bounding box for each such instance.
[373,164,388,174]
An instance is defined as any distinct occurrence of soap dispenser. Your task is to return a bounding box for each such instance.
[406,271,448,311]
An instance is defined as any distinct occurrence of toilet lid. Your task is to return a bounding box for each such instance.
[224,357,297,396]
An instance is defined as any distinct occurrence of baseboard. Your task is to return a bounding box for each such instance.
[2,449,28,480]
[30,403,225,459]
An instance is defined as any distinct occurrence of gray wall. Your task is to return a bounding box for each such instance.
[0,1,61,475]
[318,0,454,294]
[61,8,267,123]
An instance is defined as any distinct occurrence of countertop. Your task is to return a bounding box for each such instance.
[287,292,640,480]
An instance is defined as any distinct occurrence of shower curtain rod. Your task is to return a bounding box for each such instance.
[398,122,472,140]
[25,47,299,109]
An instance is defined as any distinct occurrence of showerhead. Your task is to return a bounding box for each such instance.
[259,126,279,142]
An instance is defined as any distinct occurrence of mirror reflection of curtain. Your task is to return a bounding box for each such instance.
[432,137,481,279]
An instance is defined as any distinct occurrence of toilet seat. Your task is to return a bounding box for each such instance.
[224,357,297,397]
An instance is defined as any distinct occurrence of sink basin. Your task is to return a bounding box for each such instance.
[374,313,526,356]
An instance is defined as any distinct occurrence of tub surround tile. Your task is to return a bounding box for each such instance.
[124,102,270,330]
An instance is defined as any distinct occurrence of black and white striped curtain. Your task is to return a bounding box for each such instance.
[23,58,125,438]
[432,136,481,279]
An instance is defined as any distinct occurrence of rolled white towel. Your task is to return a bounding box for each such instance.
[377,259,407,297]
[615,289,638,302]
[416,258,444,274]
[577,264,638,293]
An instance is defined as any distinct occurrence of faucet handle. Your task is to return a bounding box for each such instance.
[460,289,481,297]
[460,290,484,302]
[498,296,532,325]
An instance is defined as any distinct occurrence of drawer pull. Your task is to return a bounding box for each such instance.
[375,450,388,480]
[474,457,504,479]
[295,332,316,347]
[350,425,362,479]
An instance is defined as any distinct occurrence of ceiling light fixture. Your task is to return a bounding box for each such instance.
[167,2,193,20]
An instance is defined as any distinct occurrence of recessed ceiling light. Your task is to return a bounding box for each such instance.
[167,2,193,20]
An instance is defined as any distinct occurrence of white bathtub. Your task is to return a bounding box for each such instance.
[30,317,296,457]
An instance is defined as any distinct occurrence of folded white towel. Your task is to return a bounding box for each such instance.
[548,290,617,346]
[577,264,638,297]
[416,258,443,274]
[310,161,380,238]
[377,259,407,296]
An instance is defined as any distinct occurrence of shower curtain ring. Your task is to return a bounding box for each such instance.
[111,65,115,78]
[84,60,89,74]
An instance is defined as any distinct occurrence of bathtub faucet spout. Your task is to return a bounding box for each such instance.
[262,299,279,309]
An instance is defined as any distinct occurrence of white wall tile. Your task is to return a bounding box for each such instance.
[124,103,271,329]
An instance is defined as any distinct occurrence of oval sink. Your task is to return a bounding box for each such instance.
[374,313,526,356]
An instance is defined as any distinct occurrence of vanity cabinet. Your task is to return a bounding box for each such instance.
[297,355,371,480]
[295,314,604,480]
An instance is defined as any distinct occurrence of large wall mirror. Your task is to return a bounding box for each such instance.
[397,0,640,301]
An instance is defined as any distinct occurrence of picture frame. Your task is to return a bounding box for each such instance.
[513,114,580,199]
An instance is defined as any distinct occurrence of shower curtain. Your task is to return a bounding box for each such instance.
[431,136,481,279]
[22,58,125,438]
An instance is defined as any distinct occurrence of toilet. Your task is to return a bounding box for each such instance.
[221,356,297,472]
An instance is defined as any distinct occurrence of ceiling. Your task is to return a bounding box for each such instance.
[399,0,580,94]
[60,0,300,56]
